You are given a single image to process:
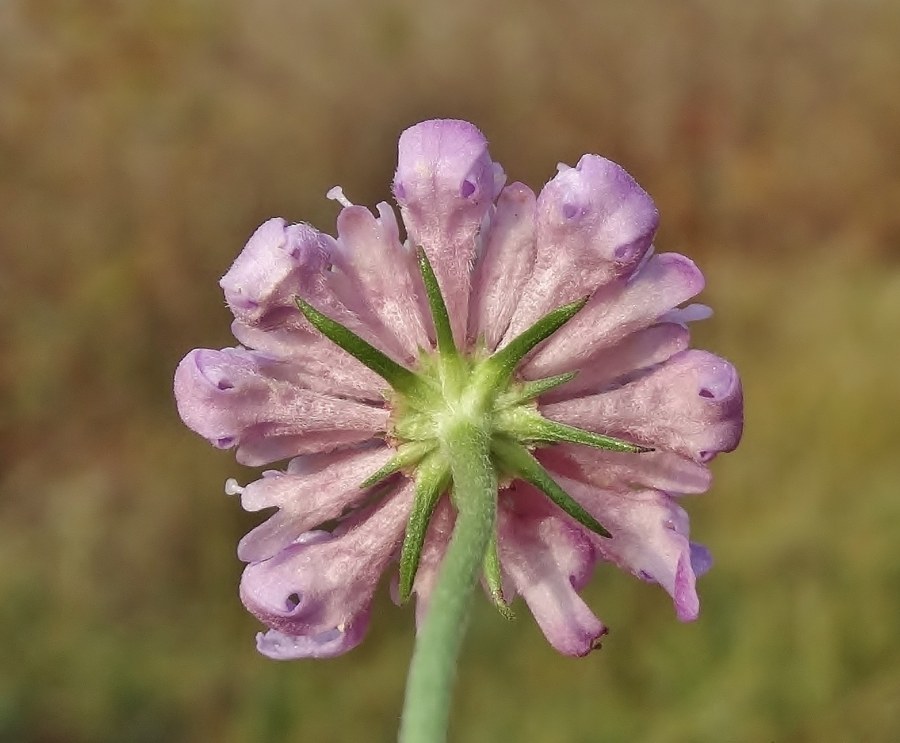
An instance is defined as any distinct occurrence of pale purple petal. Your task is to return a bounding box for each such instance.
[256,625,368,660]
[537,445,712,496]
[240,480,414,652]
[537,323,691,399]
[468,183,537,349]
[394,119,503,344]
[552,475,701,621]
[330,203,430,361]
[540,350,743,462]
[237,445,395,562]
[231,431,385,468]
[173,347,388,466]
[661,303,713,325]
[220,219,332,326]
[498,484,607,656]
[502,155,658,342]
[525,253,704,377]
[221,218,402,358]
[231,321,387,401]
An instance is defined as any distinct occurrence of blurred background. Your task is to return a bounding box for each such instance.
[2,0,899,741]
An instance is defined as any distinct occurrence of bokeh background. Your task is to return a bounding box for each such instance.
[3,1,900,741]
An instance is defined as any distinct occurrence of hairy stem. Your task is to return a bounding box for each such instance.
[399,423,497,743]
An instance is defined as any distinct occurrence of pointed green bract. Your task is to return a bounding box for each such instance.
[477,296,589,390]
[491,437,611,538]
[398,455,451,602]
[416,247,458,362]
[483,529,514,620]
[494,372,577,409]
[496,406,652,454]
[294,297,421,393]
[360,441,435,488]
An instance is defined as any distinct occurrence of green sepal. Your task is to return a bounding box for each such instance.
[494,372,577,409]
[398,454,451,603]
[496,407,652,454]
[360,441,435,488]
[294,297,423,395]
[416,247,458,362]
[491,437,611,538]
[478,297,589,389]
[483,529,514,620]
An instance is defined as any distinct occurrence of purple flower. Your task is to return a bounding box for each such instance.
[174,119,743,659]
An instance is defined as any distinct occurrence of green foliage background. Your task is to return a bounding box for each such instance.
[2,1,899,741]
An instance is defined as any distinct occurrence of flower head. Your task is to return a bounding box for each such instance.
[174,119,743,659]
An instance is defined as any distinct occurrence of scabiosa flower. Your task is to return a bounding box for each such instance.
[174,119,743,663]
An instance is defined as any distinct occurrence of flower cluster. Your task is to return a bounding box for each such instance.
[174,119,743,659]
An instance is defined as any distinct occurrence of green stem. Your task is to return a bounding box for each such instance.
[399,423,497,743]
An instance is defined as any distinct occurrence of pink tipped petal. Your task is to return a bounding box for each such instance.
[468,183,538,349]
[240,481,414,649]
[526,253,705,377]
[554,476,702,621]
[537,445,712,496]
[331,204,430,361]
[537,323,691,398]
[174,347,388,466]
[498,484,607,656]
[394,119,503,343]
[237,446,395,563]
[502,156,658,341]
[540,350,743,462]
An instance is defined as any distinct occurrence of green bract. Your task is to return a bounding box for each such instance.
[294,248,650,610]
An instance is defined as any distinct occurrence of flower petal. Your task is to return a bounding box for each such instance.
[525,253,704,377]
[468,182,538,350]
[220,219,332,326]
[661,303,713,325]
[173,347,388,466]
[221,218,399,356]
[552,475,702,621]
[502,156,658,342]
[536,322,691,399]
[237,445,395,563]
[540,350,743,462]
[394,119,503,344]
[331,203,430,361]
[231,321,387,401]
[255,625,368,660]
[498,483,607,656]
[537,444,712,496]
[240,480,414,652]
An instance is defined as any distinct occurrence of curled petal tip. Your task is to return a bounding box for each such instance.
[543,154,659,264]
[219,219,332,324]
[255,622,367,659]
[394,119,497,206]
